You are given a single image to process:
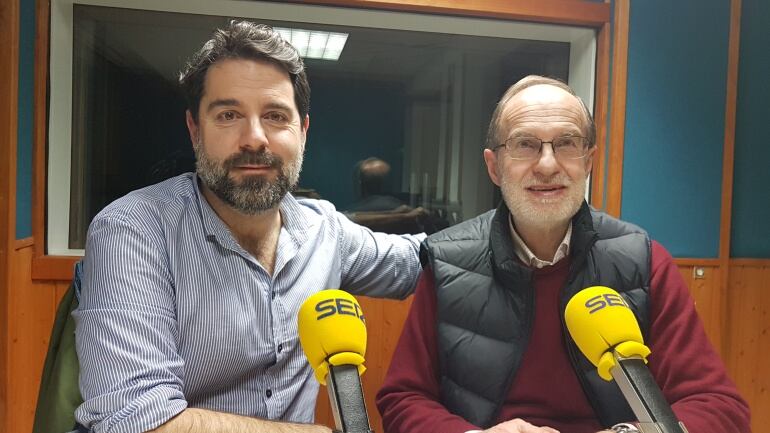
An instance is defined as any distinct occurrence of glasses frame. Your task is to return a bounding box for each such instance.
[493,135,592,161]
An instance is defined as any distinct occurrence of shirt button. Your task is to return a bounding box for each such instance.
[271,291,276,299]
[266,389,273,398]
[277,343,283,353]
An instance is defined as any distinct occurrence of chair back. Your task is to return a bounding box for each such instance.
[32,261,84,433]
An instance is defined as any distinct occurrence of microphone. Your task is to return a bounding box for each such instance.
[298,289,374,433]
[565,286,689,433]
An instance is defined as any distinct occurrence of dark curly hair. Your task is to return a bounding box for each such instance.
[179,20,310,123]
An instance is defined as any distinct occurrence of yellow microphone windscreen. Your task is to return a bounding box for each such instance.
[564,286,646,369]
[298,289,367,384]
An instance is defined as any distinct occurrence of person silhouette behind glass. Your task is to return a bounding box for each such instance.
[345,157,436,234]
[348,157,406,212]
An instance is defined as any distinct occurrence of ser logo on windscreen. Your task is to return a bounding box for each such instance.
[315,298,366,323]
[585,293,629,314]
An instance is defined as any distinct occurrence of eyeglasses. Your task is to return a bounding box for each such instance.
[493,136,592,161]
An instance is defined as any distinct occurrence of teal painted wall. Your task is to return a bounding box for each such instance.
[302,76,406,209]
[16,0,34,239]
[731,0,770,258]
[621,0,729,258]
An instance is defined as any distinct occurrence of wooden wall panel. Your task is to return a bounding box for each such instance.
[676,264,724,356]
[605,0,629,218]
[6,245,63,433]
[0,0,20,425]
[590,21,611,211]
[294,0,610,26]
[727,264,770,433]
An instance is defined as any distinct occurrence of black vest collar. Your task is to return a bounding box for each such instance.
[488,200,598,283]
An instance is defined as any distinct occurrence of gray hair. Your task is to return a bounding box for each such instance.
[485,75,595,149]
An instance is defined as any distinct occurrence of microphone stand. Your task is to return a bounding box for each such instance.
[326,364,374,433]
[610,352,689,433]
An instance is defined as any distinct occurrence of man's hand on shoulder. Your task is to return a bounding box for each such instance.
[477,418,560,433]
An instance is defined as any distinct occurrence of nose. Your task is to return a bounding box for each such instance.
[532,142,560,177]
[241,116,269,151]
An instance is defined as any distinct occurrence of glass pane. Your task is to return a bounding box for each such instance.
[67,4,570,248]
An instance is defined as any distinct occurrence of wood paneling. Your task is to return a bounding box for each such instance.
[718,1,741,356]
[673,258,721,267]
[727,264,770,433]
[14,237,34,250]
[675,261,770,433]
[292,0,610,26]
[590,21,611,210]
[605,0,630,218]
[731,258,770,267]
[1,0,21,426]
[676,264,724,355]
[6,245,66,433]
[31,0,49,262]
[719,0,741,264]
[32,255,79,281]
[719,0,740,268]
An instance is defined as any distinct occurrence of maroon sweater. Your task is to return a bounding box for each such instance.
[376,241,750,433]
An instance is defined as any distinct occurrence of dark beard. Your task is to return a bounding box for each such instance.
[195,148,295,215]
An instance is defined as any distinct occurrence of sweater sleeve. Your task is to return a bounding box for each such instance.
[647,241,751,433]
[376,269,481,433]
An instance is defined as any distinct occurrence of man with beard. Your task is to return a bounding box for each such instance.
[376,76,750,433]
[74,21,423,433]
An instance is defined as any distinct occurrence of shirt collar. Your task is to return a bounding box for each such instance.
[508,214,572,269]
[193,174,231,244]
[193,174,313,250]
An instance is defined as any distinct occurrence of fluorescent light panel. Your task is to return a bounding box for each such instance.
[275,27,348,61]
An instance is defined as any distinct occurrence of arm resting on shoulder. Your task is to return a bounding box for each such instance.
[336,208,424,300]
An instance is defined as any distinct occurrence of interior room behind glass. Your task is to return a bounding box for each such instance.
[67,5,570,248]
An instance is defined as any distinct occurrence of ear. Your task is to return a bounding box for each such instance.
[584,145,596,174]
[185,110,199,145]
[302,114,310,141]
[483,148,502,186]
[298,114,310,151]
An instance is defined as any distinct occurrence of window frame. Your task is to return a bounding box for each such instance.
[32,0,615,279]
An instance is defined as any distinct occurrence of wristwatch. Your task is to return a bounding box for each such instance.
[611,423,641,433]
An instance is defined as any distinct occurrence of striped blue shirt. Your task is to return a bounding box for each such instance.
[74,173,424,433]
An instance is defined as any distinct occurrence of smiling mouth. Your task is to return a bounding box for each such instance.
[527,185,565,193]
[234,165,273,172]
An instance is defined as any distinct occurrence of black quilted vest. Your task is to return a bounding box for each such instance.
[420,201,651,429]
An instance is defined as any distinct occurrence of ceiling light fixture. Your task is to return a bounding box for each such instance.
[275,27,349,61]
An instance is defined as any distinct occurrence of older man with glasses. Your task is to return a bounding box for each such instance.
[376,75,750,433]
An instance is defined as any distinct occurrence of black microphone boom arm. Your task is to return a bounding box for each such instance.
[326,364,374,433]
[611,353,689,433]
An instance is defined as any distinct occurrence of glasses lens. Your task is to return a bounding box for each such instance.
[508,137,541,159]
[553,137,587,159]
